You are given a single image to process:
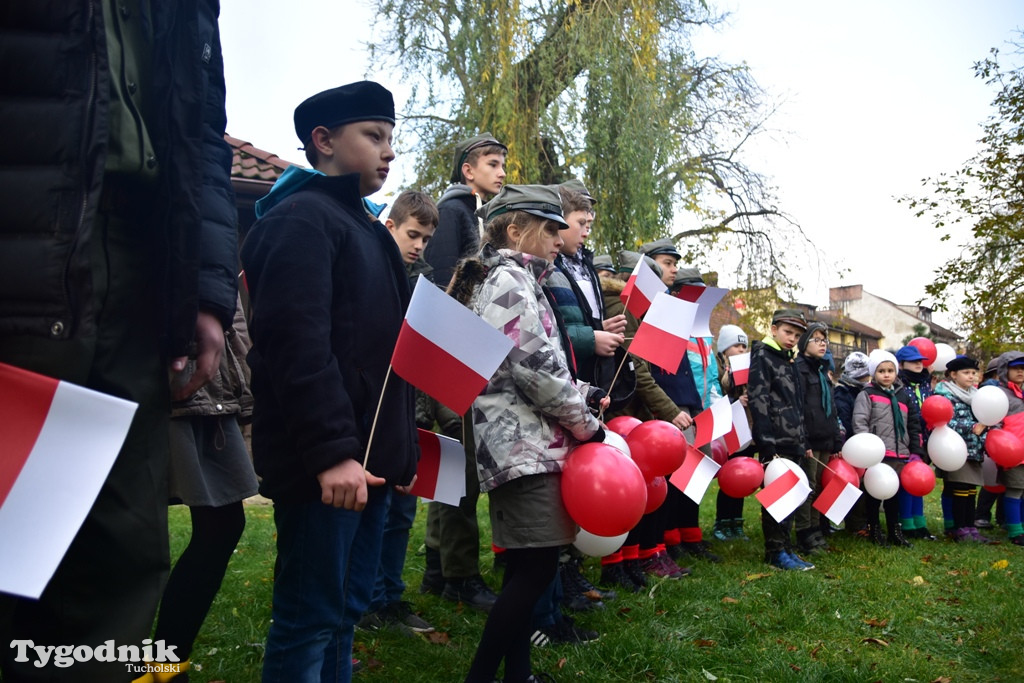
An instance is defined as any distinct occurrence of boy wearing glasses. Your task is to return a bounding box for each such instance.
[794,322,843,556]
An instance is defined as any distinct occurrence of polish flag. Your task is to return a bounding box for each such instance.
[392,278,514,415]
[620,256,666,319]
[813,477,862,525]
[669,445,721,504]
[729,352,751,386]
[692,395,733,448]
[408,429,467,506]
[756,469,811,523]
[628,293,698,373]
[0,362,137,599]
[723,400,753,454]
[675,285,728,337]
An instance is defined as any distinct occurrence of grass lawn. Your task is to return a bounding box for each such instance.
[171,488,1024,682]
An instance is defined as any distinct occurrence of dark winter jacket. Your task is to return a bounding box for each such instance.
[852,382,925,458]
[834,377,866,441]
[899,368,934,441]
[0,0,238,355]
[241,172,418,503]
[795,324,842,452]
[748,338,808,460]
[424,185,480,288]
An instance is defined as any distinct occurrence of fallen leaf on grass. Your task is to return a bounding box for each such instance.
[863,618,889,628]
[702,668,718,680]
[789,664,802,672]
[921,555,933,563]
[425,631,450,645]
[979,571,988,578]
[583,589,604,600]
[947,569,966,576]
[742,572,771,583]
[694,638,717,648]
[810,643,822,659]
[910,576,926,585]
[930,678,952,683]
[557,657,567,670]
[721,596,739,604]
[991,559,1009,570]
[861,637,889,647]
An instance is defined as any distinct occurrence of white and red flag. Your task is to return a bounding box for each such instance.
[756,468,811,523]
[728,352,751,386]
[813,477,862,525]
[723,400,753,454]
[669,445,721,504]
[392,277,514,415]
[620,256,666,319]
[628,293,698,373]
[675,285,728,337]
[408,429,467,506]
[692,395,733,448]
[0,362,137,599]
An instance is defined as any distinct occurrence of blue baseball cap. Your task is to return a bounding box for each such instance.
[895,346,927,363]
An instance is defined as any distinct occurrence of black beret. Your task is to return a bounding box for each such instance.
[294,81,395,145]
[945,355,979,373]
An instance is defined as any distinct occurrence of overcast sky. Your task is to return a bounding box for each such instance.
[220,1,1023,327]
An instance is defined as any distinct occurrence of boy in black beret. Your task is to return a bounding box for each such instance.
[242,81,419,681]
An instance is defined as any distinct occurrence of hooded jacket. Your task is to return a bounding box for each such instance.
[452,245,600,493]
[423,183,480,288]
[794,323,842,452]
[241,171,418,502]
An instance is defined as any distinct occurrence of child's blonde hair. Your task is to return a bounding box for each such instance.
[483,211,549,253]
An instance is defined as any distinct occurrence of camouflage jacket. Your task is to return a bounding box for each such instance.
[467,245,600,492]
[748,337,808,460]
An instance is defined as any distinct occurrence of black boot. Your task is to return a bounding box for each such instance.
[866,522,887,546]
[888,522,913,548]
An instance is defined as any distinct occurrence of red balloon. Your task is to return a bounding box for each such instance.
[710,438,729,468]
[900,460,936,496]
[985,428,1024,468]
[607,415,643,437]
[561,442,647,536]
[717,457,764,498]
[644,476,668,514]
[921,395,954,429]
[625,420,687,480]
[908,337,938,367]
[821,457,861,489]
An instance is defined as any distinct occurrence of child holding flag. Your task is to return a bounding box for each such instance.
[713,325,753,541]
[448,184,604,683]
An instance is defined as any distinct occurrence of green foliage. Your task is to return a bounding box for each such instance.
[902,322,933,346]
[369,0,807,291]
[903,41,1024,358]
[174,494,1024,682]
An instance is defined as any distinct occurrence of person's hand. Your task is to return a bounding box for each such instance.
[395,474,418,496]
[602,314,627,335]
[671,410,692,431]
[317,459,387,510]
[972,423,987,436]
[594,330,625,357]
[739,394,748,408]
[170,311,224,401]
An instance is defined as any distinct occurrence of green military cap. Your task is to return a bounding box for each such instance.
[617,249,662,277]
[476,184,568,227]
[592,254,615,273]
[450,132,507,183]
[558,178,597,204]
[771,308,808,330]
[673,267,704,286]
[638,237,681,259]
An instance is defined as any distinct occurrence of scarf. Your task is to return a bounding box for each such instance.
[940,380,976,406]
[877,383,906,441]
[816,358,833,417]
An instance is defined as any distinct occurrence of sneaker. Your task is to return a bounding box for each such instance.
[787,550,815,570]
[731,519,750,541]
[677,541,722,563]
[915,527,938,541]
[383,601,435,633]
[356,608,388,631]
[1010,534,1024,546]
[640,551,690,579]
[530,629,552,648]
[624,558,649,588]
[767,550,813,571]
[352,657,363,674]
[712,520,734,541]
[598,562,643,593]
[975,518,994,529]
[525,674,557,683]
[547,614,600,645]
[967,527,993,544]
[442,575,498,611]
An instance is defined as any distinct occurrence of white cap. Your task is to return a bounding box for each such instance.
[716,324,748,353]
[867,349,899,378]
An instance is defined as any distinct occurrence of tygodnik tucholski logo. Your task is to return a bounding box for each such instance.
[9,638,181,672]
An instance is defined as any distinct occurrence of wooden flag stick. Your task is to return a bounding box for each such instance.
[363,364,394,469]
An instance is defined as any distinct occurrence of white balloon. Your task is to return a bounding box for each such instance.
[973,385,1010,426]
[603,430,631,458]
[763,457,809,489]
[928,425,969,471]
[573,528,628,557]
[841,433,886,468]
[863,463,900,500]
[930,343,957,372]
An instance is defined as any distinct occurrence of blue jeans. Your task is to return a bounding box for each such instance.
[262,486,388,683]
[370,490,418,610]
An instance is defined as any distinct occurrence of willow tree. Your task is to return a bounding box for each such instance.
[371,0,804,292]
[903,44,1024,357]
